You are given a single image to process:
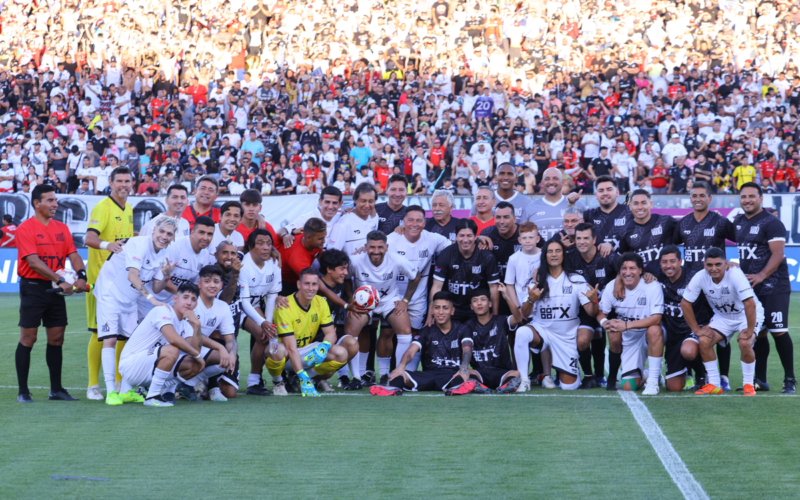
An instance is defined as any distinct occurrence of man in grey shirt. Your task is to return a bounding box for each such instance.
[469,163,532,223]
[522,167,585,241]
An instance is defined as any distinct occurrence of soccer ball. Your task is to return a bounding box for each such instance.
[353,285,380,312]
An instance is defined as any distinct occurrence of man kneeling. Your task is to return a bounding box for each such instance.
[266,268,349,396]
[119,284,206,407]
[371,292,477,396]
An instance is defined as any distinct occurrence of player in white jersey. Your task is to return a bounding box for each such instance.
[118,284,205,407]
[173,265,237,402]
[681,248,764,396]
[327,183,379,255]
[210,201,245,251]
[504,222,541,307]
[95,215,178,405]
[387,205,451,330]
[138,216,215,319]
[140,185,191,238]
[238,228,286,395]
[514,240,598,392]
[278,185,344,248]
[345,230,421,386]
[598,252,665,394]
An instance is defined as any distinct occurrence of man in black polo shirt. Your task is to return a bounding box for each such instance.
[15,184,88,403]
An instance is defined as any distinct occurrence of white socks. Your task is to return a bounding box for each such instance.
[101,347,116,392]
[119,379,133,394]
[358,351,368,377]
[647,357,662,384]
[349,351,361,379]
[247,373,262,388]
[514,327,534,380]
[184,365,226,386]
[377,357,391,376]
[704,361,721,387]
[742,360,755,386]
[395,334,412,364]
[148,368,170,398]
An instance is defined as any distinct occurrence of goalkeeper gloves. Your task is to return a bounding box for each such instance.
[297,370,319,397]
[301,341,332,367]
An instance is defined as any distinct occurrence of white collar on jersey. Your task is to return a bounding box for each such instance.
[541,195,565,207]
[496,190,518,203]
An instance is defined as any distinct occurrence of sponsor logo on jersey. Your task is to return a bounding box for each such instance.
[452,265,459,269]
[709,289,714,294]
[631,233,638,239]
[432,341,438,345]
[704,228,715,236]
[451,340,458,348]
[738,245,757,259]
[614,218,626,226]
[721,287,729,295]
[637,297,646,305]
[295,319,301,323]
[684,230,691,235]
[354,230,361,234]
[280,323,290,329]
[183,259,188,263]
[472,266,481,273]
[750,226,759,234]
[651,226,662,236]
[534,211,546,217]
[398,251,405,255]
[361,272,370,278]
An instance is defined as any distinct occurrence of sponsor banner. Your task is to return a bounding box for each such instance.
[0,193,321,249]
[1,247,800,293]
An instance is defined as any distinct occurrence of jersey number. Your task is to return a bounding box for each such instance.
[771,312,783,323]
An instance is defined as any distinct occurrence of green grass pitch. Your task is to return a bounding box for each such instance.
[1,293,800,499]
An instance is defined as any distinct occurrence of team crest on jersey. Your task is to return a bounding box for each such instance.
[489,327,497,337]
[383,272,393,280]
[704,228,715,236]
[101,324,110,332]
[563,286,572,294]
[451,340,458,348]
[472,266,481,273]
[721,287,730,295]
[311,313,318,322]
[750,226,759,234]
[651,226,662,236]
[614,218,626,226]
[596,269,606,278]
[637,297,646,305]
[419,249,429,258]
[677,288,685,295]
[206,318,216,327]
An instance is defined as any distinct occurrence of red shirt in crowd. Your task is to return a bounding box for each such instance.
[181,84,208,105]
[16,217,76,280]
[667,85,686,99]
[0,223,17,247]
[651,166,668,189]
[759,161,776,181]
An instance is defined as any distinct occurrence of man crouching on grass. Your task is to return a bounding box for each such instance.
[371,292,478,396]
[118,284,210,407]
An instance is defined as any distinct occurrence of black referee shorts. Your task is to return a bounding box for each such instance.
[19,278,68,329]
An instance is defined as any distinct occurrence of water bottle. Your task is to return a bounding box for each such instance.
[269,329,279,354]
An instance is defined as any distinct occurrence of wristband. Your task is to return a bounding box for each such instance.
[76,269,87,281]
[100,241,110,250]
[599,318,607,326]
[402,298,409,303]
[343,302,348,311]
[193,353,203,359]
[146,294,154,301]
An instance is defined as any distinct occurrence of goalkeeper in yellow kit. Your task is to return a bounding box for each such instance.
[265,267,349,396]
[84,168,134,400]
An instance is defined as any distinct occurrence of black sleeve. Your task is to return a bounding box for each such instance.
[644,261,661,276]
[672,218,684,245]
[721,217,736,243]
[607,253,621,277]
[618,226,631,253]
[664,217,677,245]
[433,247,450,281]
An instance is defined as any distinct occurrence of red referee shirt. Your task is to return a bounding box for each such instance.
[275,234,322,284]
[237,221,278,245]
[16,217,76,280]
[182,205,221,229]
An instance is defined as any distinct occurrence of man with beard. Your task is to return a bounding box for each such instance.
[522,167,585,241]
[477,202,519,315]
[583,175,632,256]
[208,241,245,399]
[375,174,408,233]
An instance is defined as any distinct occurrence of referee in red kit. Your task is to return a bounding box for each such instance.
[15,184,87,403]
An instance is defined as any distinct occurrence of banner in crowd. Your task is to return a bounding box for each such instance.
[1,247,800,293]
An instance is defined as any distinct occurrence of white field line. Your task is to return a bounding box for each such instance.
[619,390,710,500]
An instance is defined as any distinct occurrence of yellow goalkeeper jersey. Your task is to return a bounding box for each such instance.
[275,294,333,348]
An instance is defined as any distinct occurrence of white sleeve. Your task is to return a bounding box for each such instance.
[286,211,311,233]
[327,218,347,251]
[397,254,419,280]
[599,283,615,315]
[682,272,703,303]
[140,220,154,236]
[434,233,451,253]
[577,278,591,306]
[504,254,518,285]
[263,293,277,323]
[731,268,755,302]
[217,304,236,336]
[238,268,264,324]
[151,306,174,331]
[647,283,664,315]
[124,237,147,271]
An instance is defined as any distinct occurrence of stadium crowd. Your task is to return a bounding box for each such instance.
[1,0,800,197]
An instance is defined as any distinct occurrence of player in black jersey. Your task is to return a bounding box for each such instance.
[478,202,520,315]
[735,183,795,393]
[425,189,460,243]
[643,246,709,392]
[372,292,477,396]
[430,218,501,323]
[619,189,676,264]
[318,249,361,389]
[466,287,523,393]
[210,241,244,399]
[672,182,735,389]
[375,174,408,234]
[582,175,632,256]
[569,223,620,388]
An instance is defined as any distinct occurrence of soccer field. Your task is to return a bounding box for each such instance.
[1,294,800,499]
